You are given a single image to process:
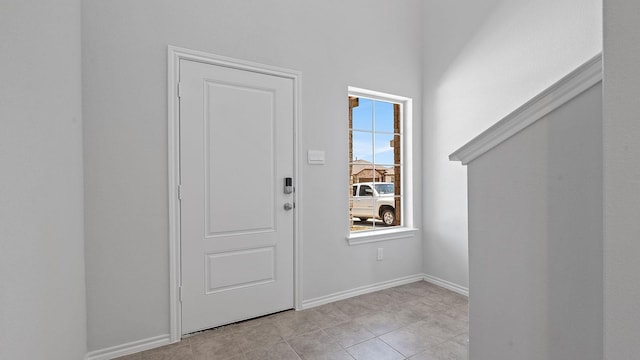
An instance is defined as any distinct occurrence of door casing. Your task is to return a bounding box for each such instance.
[167,46,302,342]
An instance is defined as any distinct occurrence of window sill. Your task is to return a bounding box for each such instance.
[346,227,419,246]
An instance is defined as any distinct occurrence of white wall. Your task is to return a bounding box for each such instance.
[467,83,603,360]
[0,1,87,359]
[82,0,424,351]
[603,0,640,358]
[422,0,602,290]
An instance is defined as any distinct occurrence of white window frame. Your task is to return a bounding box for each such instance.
[347,86,417,245]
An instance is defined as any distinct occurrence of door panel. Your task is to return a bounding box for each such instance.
[205,246,275,293]
[203,81,275,235]
[180,59,294,334]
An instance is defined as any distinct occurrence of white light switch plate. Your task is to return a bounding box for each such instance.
[307,150,325,165]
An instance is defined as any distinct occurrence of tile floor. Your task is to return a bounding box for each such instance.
[116,281,468,360]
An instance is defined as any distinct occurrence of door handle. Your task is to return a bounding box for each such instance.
[284,203,294,211]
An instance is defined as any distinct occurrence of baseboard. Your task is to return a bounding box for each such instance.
[85,334,173,360]
[300,274,425,309]
[423,274,469,297]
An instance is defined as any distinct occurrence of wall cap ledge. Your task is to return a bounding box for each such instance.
[449,53,602,165]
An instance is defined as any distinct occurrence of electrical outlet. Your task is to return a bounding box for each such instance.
[377,248,384,261]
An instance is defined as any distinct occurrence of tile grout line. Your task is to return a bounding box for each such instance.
[377,335,412,359]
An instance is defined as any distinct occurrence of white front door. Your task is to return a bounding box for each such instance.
[179,59,295,334]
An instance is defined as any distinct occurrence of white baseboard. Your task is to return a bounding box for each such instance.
[85,334,173,360]
[301,274,425,309]
[423,274,469,297]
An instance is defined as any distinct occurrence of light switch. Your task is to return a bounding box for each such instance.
[307,150,325,165]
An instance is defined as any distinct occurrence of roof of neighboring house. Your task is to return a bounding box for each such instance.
[350,159,394,176]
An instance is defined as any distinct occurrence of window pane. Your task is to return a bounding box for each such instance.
[352,184,375,221]
[352,131,373,162]
[371,164,399,227]
[374,133,395,165]
[373,100,395,133]
[393,135,401,165]
[352,98,373,131]
[370,166,395,186]
[373,183,394,194]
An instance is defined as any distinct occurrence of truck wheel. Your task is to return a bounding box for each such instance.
[381,208,395,226]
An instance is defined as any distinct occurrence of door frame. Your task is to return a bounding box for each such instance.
[167,46,302,342]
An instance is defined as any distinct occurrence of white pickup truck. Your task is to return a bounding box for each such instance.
[351,182,397,226]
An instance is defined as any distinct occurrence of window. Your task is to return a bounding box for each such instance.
[349,87,411,237]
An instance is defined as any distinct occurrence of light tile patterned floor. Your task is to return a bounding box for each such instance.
[115,281,468,360]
